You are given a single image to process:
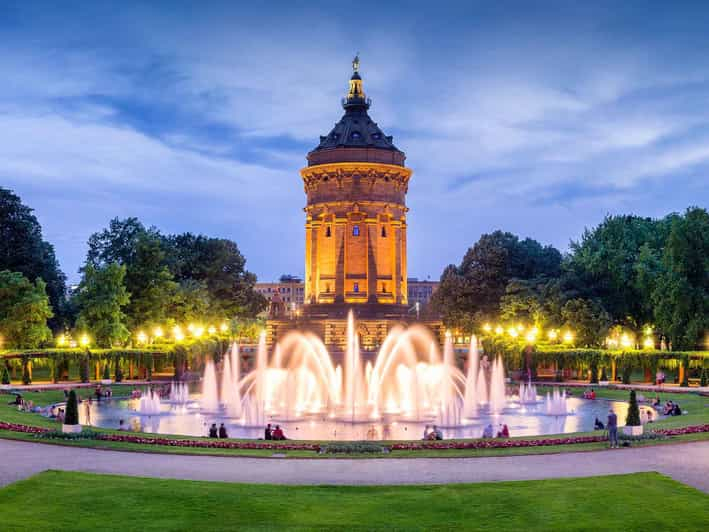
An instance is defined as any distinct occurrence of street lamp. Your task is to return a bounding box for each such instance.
[80,334,90,347]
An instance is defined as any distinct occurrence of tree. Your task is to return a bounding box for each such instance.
[74,263,130,347]
[79,354,90,383]
[64,390,79,426]
[163,233,266,317]
[653,207,709,349]
[1,366,9,385]
[560,298,611,347]
[432,231,562,329]
[626,390,641,426]
[0,188,68,328]
[0,271,53,348]
[167,279,213,324]
[564,214,671,327]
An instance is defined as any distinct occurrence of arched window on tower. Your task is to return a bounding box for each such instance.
[353,225,360,236]
[325,226,331,238]
[354,282,359,293]
[381,226,387,238]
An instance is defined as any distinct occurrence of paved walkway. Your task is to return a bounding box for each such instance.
[1,439,708,492]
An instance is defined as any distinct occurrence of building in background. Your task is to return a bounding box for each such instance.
[255,277,305,318]
[407,278,439,307]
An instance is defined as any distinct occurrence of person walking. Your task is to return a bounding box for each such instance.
[607,408,618,448]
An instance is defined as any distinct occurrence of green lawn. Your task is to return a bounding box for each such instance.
[1,384,707,459]
[0,471,707,531]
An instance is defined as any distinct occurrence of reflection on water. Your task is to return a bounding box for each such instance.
[78,395,653,441]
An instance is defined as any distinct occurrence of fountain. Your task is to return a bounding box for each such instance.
[489,357,507,414]
[518,380,538,404]
[168,382,189,404]
[200,359,219,412]
[138,389,162,415]
[545,388,568,416]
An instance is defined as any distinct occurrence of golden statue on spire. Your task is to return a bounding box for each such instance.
[352,53,360,73]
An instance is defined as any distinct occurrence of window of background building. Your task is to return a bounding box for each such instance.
[325,226,331,237]
[354,282,359,293]
[381,226,387,237]
[353,225,360,236]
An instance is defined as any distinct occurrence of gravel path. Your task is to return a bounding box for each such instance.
[1,439,708,492]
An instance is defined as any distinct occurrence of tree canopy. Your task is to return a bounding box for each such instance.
[0,270,53,348]
[79,219,266,331]
[0,187,67,328]
[74,263,131,347]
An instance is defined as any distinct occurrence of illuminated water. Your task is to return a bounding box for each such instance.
[77,312,652,440]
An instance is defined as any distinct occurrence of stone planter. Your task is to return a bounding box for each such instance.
[100,379,112,385]
[62,424,83,434]
[623,425,643,437]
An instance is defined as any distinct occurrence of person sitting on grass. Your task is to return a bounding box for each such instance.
[500,424,510,438]
[218,423,228,438]
[423,424,431,440]
[594,417,605,430]
[272,425,286,440]
[118,419,128,431]
[208,423,218,438]
[663,401,674,415]
[8,393,22,406]
[652,395,661,407]
[672,403,682,416]
[264,423,273,440]
[482,424,494,438]
[431,425,443,440]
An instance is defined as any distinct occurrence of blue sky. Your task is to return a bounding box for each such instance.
[2,1,708,284]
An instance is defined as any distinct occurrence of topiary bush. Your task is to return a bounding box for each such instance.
[79,355,89,383]
[114,360,123,383]
[102,364,110,380]
[626,390,641,426]
[21,358,31,385]
[318,442,390,454]
[64,390,79,426]
[621,363,632,385]
[600,366,608,382]
[1,366,10,385]
[589,359,599,384]
[701,366,708,387]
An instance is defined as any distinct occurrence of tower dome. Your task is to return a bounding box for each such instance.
[307,55,406,167]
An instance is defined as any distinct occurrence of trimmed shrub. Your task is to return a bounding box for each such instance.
[79,355,89,383]
[114,360,123,383]
[21,358,31,385]
[589,359,599,383]
[102,364,110,380]
[600,366,608,381]
[626,390,641,426]
[621,363,632,385]
[36,429,99,440]
[1,366,10,385]
[701,366,708,387]
[319,442,390,454]
[64,390,79,425]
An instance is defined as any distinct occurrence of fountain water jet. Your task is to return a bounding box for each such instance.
[201,359,219,412]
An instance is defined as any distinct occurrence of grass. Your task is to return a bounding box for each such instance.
[0,384,707,459]
[0,471,707,531]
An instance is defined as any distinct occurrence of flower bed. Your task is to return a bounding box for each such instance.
[2,420,708,452]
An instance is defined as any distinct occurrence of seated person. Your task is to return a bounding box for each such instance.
[272,425,286,440]
[432,425,443,440]
[422,424,431,440]
[594,417,605,430]
[208,423,218,438]
[663,401,674,415]
[501,424,510,438]
[652,395,661,407]
[482,424,494,439]
[672,403,682,416]
[218,423,228,438]
[589,389,596,400]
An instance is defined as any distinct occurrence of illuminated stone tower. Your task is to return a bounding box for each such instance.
[301,56,411,319]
